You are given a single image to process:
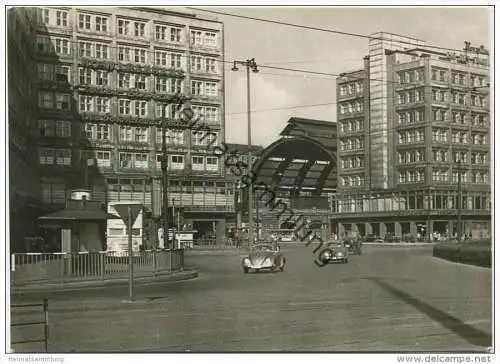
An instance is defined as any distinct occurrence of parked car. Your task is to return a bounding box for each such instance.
[384,233,400,242]
[318,241,349,264]
[241,243,286,273]
[364,234,378,242]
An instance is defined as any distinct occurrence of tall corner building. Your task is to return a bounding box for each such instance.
[333,32,491,240]
[8,6,233,248]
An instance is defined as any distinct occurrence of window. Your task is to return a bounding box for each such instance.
[39,148,71,166]
[79,41,92,57]
[134,127,148,142]
[206,157,218,171]
[95,70,109,86]
[171,79,183,93]
[96,151,111,167]
[38,92,54,109]
[191,55,202,72]
[79,68,92,85]
[79,14,91,30]
[171,27,182,42]
[134,153,148,168]
[118,73,130,89]
[205,32,217,46]
[205,82,217,97]
[156,76,168,92]
[42,183,66,204]
[119,126,133,141]
[119,99,131,115]
[96,97,110,113]
[54,65,70,82]
[55,94,70,110]
[155,25,167,40]
[95,16,108,32]
[95,44,109,59]
[191,81,202,95]
[118,46,131,62]
[192,131,205,146]
[56,10,68,27]
[155,50,168,67]
[205,58,217,73]
[39,120,71,138]
[206,107,218,123]
[118,19,130,35]
[84,123,110,140]
[134,48,147,64]
[79,95,93,112]
[54,38,70,55]
[134,22,146,37]
[169,53,181,69]
[191,30,202,45]
[134,101,148,117]
[192,156,205,170]
[36,36,51,53]
[134,75,147,90]
[37,64,52,81]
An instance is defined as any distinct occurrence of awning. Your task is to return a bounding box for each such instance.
[38,209,120,221]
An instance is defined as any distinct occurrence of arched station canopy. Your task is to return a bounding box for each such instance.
[252,133,337,196]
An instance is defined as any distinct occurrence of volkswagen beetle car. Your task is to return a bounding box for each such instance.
[318,241,349,264]
[242,243,285,273]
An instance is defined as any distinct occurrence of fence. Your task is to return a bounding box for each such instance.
[11,250,184,285]
[11,299,49,352]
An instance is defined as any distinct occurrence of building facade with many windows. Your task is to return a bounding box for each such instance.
[9,6,234,247]
[334,34,491,240]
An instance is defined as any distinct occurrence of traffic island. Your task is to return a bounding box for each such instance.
[433,240,491,268]
[11,269,198,294]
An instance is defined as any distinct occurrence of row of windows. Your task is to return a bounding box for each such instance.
[396,68,425,84]
[397,130,425,144]
[431,90,487,107]
[36,36,220,69]
[397,89,424,104]
[432,109,489,126]
[340,157,364,170]
[37,8,219,48]
[84,123,219,146]
[38,91,220,114]
[38,147,221,171]
[339,138,364,151]
[398,170,425,183]
[430,170,489,184]
[397,110,425,124]
[397,150,425,164]
[339,101,364,115]
[430,67,488,87]
[38,66,218,99]
[338,82,364,96]
[339,175,365,187]
[339,119,363,133]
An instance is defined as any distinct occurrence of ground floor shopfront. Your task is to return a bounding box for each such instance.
[331,213,491,240]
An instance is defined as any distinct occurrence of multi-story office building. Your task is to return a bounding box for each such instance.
[9,6,234,248]
[333,33,491,239]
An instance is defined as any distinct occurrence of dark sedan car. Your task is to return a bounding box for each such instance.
[318,241,349,264]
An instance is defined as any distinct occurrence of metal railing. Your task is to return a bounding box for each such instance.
[11,250,184,285]
[11,299,49,352]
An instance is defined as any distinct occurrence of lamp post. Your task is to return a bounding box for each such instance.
[232,59,259,244]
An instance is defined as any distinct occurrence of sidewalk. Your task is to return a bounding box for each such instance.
[11,269,198,294]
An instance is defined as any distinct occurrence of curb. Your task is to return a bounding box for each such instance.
[11,270,198,294]
[363,242,436,247]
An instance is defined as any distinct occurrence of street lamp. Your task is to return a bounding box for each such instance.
[232,58,259,244]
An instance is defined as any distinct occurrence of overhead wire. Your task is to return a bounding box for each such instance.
[186,7,474,54]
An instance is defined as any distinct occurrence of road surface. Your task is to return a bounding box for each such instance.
[10,244,492,352]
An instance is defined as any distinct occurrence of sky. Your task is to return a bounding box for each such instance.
[184,6,492,146]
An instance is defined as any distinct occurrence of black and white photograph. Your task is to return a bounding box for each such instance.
[3,1,496,362]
